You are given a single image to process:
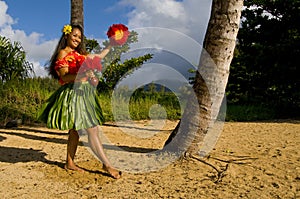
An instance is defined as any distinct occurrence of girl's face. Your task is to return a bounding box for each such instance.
[66,28,82,49]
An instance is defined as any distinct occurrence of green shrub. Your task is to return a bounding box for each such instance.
[226,104,276,122]
[0,77,59,126]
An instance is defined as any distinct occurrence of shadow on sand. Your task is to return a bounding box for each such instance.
[0,145,65,168]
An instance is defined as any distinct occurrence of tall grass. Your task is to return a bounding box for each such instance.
[0,78,183,126]
[0,77,59,126]
[98,89,182,122]
[0,77,281,127]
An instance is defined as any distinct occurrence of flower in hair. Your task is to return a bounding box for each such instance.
[107,24,130,46]
[62,24,72,35]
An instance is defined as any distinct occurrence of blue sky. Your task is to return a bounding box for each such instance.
[5,0,130,40]
[0,0,212,79]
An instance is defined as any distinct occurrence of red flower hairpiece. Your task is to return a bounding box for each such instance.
[107,24,130,46]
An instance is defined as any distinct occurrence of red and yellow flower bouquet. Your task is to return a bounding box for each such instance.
[107,24,130,46]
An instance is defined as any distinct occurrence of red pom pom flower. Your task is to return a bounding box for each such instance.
[107,24,130,46]
[78,56,102,86]
[79,56,102,73]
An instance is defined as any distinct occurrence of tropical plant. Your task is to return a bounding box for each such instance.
[85,31,153,92]
[228,0,300,116]
[70,0,153,92]
[0,36,34,82]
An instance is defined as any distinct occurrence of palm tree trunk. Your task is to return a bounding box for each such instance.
[71,0,84,28]
[164,0,243,157]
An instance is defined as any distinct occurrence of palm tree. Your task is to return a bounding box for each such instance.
[70,0,85,51]
[69,0,244,159]
[0,36,33,82]
[164,0,244,156]
[71,0,84,28]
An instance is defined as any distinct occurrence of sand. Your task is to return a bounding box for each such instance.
[0,120,299,199]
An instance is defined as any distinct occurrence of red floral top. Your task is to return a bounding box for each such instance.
[54,51,102,85]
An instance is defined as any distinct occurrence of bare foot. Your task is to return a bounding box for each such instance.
[64,164,85,172]
[103,165,122,179]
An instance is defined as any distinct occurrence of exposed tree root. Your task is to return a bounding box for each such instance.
[190,154,258,183]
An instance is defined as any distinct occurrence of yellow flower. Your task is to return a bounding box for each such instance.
[114,30,124,40]
[62,25,72,35]
[65,55,75,62]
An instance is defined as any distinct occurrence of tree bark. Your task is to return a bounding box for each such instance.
[164,0,243,157]
[70,0,84,29]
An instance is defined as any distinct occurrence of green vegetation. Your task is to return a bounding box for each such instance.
[0,77,285,127]
[0,79,183,126]
[0,36,34,81]
[86,31,153,92]
[1,1,299,126]
[226,104,276,122]
[227,0,300,118]
[0,77,59,126]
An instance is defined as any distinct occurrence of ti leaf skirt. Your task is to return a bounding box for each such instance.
[38,82,104,130]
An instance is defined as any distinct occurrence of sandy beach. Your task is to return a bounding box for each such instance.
[0,120,299,198]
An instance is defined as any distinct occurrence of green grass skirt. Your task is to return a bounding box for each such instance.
[38,82,104,130]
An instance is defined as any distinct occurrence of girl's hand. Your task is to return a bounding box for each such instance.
[89,76,99,87]
[85,70,95,78]
[86,70,99,86]
[57,67,69,77]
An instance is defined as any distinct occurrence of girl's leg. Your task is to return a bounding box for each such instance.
[86,126,121,179]
[65,129,84,172]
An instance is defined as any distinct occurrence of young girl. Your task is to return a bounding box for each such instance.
[38,24,121,179]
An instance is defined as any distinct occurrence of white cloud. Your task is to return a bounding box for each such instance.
[0,0,14,27]
[0,0,212,79]
[120,0,212,43]
[122,0,188,32]
[0,0,55,77]
[30,61,48,77]
[0,25,57,62]
[115,0,212,90]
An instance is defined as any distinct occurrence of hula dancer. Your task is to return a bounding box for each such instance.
[38,24,121,179]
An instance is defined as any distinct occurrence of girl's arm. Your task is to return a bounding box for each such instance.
[59,72,78,83]
[57,45,113,83]
[87,44,112,59]
[56,49,85,83]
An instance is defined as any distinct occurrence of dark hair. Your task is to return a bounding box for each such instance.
[48,24,87,79]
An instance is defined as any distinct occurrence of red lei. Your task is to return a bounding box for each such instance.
[54,51,102,85]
